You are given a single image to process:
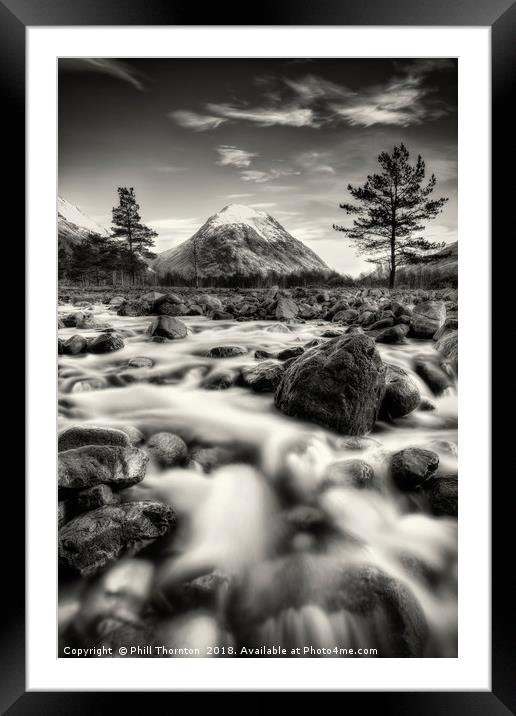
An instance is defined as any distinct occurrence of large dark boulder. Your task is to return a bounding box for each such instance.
[414,356,451,395]
[207,345,247,358]
[117,300,150,317]
[58,501,175,576]
[147,315,187,340]
[390,448,439,490]
[58,445,148,495]
[274,334,385,435]
[375,325,409,344]
[275,296,299,320]
[379,364,421,420]
[62,335,88,355]
[427,475,458,517]
[435,331,458,375]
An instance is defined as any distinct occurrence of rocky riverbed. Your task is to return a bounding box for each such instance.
[58,286,458,658]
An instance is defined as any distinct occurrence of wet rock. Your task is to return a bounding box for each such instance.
[189,446,235,473]
[345,325,365,335]
[147,315,187,340]
[140,291,165,305]
[58,501,70,528]
[156,569,231,613]
[157,301,188,317]
[433,318,458,341]
[207,345,248,358]
[63,335,88,355]
[58,445,148,495]
[117,300,149,317]
[390,448,439,490]
[275,334,385,435]
[127,356,154,369]
[375,324,409,344]
[418,397,436,411]
[58,426,131,451]
[226,557,427,657]
[202,369,240,390]
[411,301,446,338]
[370,317,394,330]
[427,475,458,517]
[88,333,125,354]
[58,337,64,354]
[198,294,223,311]
[321,328,344,338]
[187,304,203,316]
[277,346,304,361]
[255,349,275,360]
[210,310,233,320]
[58,501,175,577]
[379,364,421,420]
[435,331,458,375]
[76,484,121,512]
[241,360,285,393]
[275,296,299,321]
[414,356,451,395]
[333,308,359,323]
[321,459,375,490]
[146,432,188,467]
[109,296,126,307]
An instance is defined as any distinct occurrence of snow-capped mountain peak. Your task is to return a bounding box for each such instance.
[58,196,109,237]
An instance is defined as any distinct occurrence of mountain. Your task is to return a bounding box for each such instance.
[426,240,458,270]
[58,196,109,253]
[152,204,329,282]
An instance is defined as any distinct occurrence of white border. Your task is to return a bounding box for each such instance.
[27,26,491,691]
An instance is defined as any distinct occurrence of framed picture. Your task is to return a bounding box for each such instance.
[4,0,511,708]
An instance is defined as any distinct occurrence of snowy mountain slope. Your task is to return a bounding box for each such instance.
[152,204,329,279]
[58,196,109,252]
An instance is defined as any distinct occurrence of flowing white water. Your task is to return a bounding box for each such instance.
[58,304,458,657]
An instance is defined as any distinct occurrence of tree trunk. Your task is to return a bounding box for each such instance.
[389,226,396,289]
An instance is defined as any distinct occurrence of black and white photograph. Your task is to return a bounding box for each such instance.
[55,57,460,660]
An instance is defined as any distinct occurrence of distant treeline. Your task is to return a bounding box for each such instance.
[154,269,349,289]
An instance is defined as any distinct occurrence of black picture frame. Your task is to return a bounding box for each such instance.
[4,0,513,710]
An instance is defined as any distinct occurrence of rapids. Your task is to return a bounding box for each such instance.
[58,304,458,658]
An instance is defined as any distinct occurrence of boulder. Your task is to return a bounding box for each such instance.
[117,300,149,317]
[210,310,234,320]
[109,296,126,307]
[198,294,223,311]
[275,296,299,321]
[370,317,394,330]
[375,325,409,344]
[189,446,235,473]
[62,335,88,355]
[433,318,458,342]
[207,345,248,358]
[321,459,375,490]
[435,331,458,375]
[277,346,304,361]
[146,432,188,467]
[58,426,131,452]
[332,309,359,323]
[202,369,240,390]
[88,334,125,354]
[58,445,148,495]
[274,334,385,435]
[390,448,439,490]
[426,475,458,517]
[58,501,175,577]
[75,484,121,512]
[147,315,187,340]
[411,301,446,338]
[241,360,285,393]
[414,356,451,395]
[379,364,420,420]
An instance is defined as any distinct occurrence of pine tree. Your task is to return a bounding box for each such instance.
[333,143,448,288]
[111,187,157,280]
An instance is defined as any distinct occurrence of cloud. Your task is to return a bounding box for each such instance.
[240,168,301,184]
[216,145,258,168]
[295,150,336,175]
[284,74,350,102]
[226,193,255,199]
[249,202,277,209]
[61,58,147,90]
[206,103,316,127]
[169,110,227,131]
[330,73,448,128]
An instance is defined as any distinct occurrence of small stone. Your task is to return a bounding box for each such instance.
[88,334,125,354]
[58,426,131,452]
[321,459,375,490]
[62,335,88,355]
[128,356,154,369]
[58,445,148,495]
[277,346,304,361]
[207,345,248,358]
[379,364,421,420]
[375,324,409,344]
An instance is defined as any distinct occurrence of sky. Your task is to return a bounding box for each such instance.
[58,58,457,276]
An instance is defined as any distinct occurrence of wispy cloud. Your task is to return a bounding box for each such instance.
[295,150,336,175]
[226,193,255,199]
[82,59,146,91]
[169,110,227,131]
[59,58,147,90]
[249,202,277,209]
[206,103,316,128]
[240,168,301,184]
[216,145,258,168]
